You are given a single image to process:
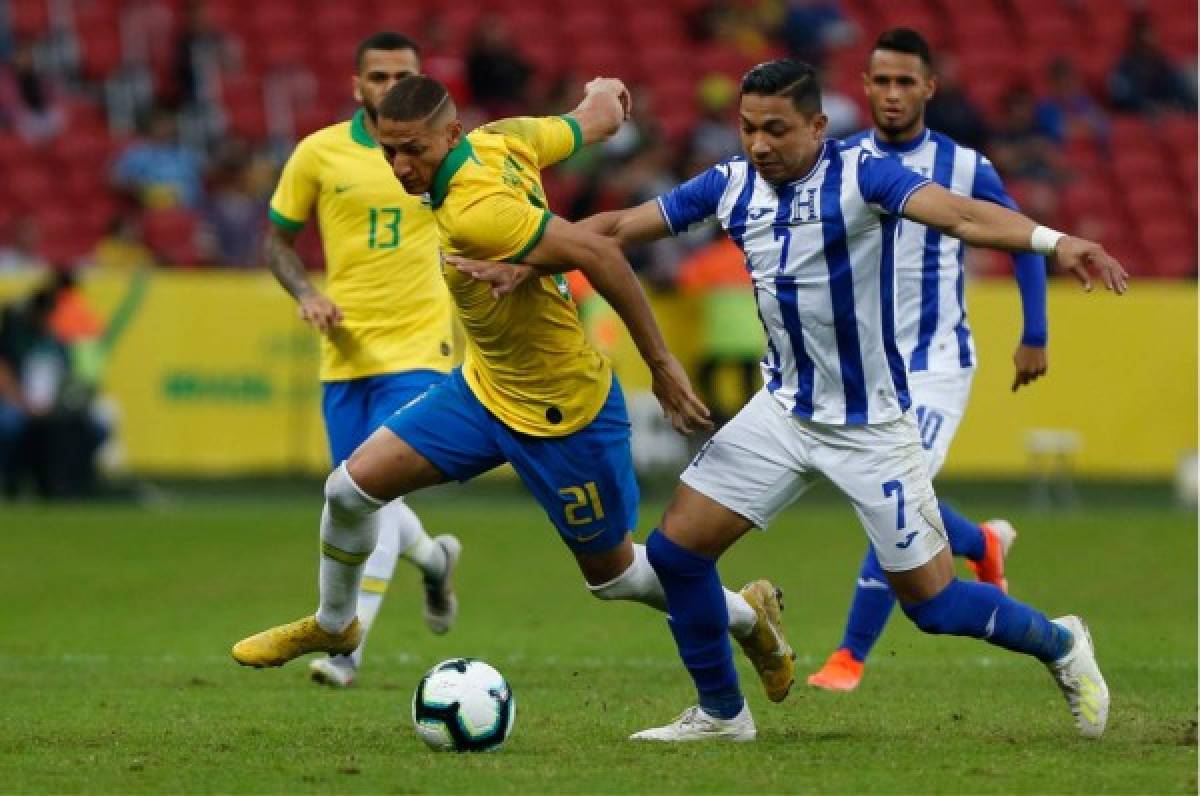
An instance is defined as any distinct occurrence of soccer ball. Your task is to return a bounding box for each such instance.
[412,658,515,752]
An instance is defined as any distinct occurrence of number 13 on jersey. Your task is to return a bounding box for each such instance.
[368,207,402,249]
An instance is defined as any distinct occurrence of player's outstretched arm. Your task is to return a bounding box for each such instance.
[452,200,671,296]
[262,225,343,333]
[566,78,631,145]
[577,199,672,245]
[524,216,710,434]
[903,183,1129,294]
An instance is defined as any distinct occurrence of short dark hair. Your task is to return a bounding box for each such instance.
[740,59,822,116]
[872,28,933,68]
[355,32,420,73]
[378,75,451,122]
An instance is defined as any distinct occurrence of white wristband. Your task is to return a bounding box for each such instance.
[1031,225,1064,255]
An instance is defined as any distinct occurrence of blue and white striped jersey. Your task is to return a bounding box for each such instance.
[843,128,1048,373]
[658,139,930,426]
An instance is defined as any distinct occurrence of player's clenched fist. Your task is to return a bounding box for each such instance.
[584,77,631,121]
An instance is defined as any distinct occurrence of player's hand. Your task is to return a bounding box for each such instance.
[1011,344,1047,392]
[650,355,712,435]
[1054,237,1129,294]
[584,77,631,121]
[298,293,343,333]
[447,256,536,298]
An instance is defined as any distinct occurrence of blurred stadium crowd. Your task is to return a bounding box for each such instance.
[0,0,1195,283]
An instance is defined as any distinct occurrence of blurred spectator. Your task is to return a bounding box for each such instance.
[465,16,531,117]
[819,64,861,138]
[1110,14,1197,113]
[0,273,118,498]
[676,237,764,426]
[0,43,65,144]
[925,54,989,152]
[779,0,856,66]
[111,106,204,208]
[690,75,741,165]
[173,0,238,108]
[989,85,1063,184]
[203,140,271,266]
[91,214,157,271]
[422,18,469,104]
[1035,58,1109,145]
[0,219,49,273]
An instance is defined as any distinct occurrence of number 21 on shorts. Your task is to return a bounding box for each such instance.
[559,482,605,526]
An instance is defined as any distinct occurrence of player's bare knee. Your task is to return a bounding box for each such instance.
[324,463,383,521]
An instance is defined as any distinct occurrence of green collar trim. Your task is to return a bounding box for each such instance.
[429,137,478,208]
[350,109,378,149]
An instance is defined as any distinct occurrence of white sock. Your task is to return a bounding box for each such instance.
[333,507,403,668]
[402,525,447,579]
[316,464,382,633]
[589,544,758,637]
[726,591,757,639]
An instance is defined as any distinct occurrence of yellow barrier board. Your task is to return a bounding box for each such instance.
[1,271,1193,477]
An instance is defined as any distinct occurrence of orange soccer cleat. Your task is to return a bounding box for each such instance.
[966,519,1017,593]
[806,648,864,692]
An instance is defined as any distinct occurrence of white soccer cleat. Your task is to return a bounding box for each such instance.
[423,534,461,635]
[629,704,756,743]
[1047,615,1109,739]
[308,656,356,688]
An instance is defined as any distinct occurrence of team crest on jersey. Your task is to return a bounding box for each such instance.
[790,187,820,224]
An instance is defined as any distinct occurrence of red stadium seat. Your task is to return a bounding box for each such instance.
[6,165,55,211]
[142,208,205,266]
[78,23,125,81]
[11,0,50,38]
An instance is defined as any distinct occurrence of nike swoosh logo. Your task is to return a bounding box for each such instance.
[856,577,890,591]
[984,607,998,638]
[895,531,919,549]
[334,184,352,193]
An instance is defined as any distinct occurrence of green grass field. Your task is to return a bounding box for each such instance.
[1,482,1195,793]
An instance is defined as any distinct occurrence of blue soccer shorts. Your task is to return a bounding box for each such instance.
[322,369,446,464]
[384,368,639,554]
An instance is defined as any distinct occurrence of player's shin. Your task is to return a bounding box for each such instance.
[394,500,447,579]
[900,578,1073,662]
[587,543,757,637]
[646,530,744,719]
[840,548,898,662]
[317,463,383,633]
[345,510,401,668]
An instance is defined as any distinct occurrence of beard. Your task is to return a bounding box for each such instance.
[873,109,921,139]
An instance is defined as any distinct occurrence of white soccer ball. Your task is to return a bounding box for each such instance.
[412,658,515,752]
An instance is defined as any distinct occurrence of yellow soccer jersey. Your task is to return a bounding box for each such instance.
[269,109,454,382]
[429,114,612,437]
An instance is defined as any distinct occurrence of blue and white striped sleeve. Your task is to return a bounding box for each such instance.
[856,151,931,216]
[972,155,1049,347]
[656,163,730,235]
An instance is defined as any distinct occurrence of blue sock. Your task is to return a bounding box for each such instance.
[838,547,897,662]
[901,578,1073,662]
[645,529,743,719]
[940,502,986,562]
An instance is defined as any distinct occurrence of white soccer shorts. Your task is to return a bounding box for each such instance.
[680,388,948,572]
[906,368,974,477]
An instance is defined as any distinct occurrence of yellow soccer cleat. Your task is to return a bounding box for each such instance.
[232,616,362,668]
[736,579,796,703]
